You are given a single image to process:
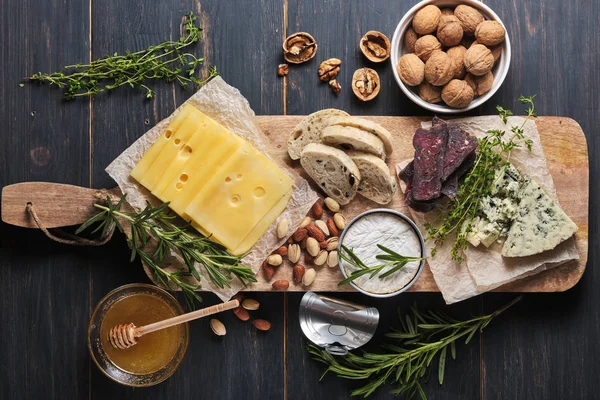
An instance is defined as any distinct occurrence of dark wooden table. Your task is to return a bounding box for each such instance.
[1,1,598,399]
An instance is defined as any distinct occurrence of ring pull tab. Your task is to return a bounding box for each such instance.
[325,344,348,356]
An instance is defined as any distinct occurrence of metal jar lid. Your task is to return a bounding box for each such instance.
[299,292,379,355]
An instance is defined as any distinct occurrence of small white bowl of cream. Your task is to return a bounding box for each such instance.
[338,209,426,298]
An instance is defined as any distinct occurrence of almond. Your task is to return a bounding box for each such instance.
[315,220,330,237]
[302,268,316,286]
[306,224,325,242]
[311,201,324,219]
[293,228,308,242]
[267,254,283,266]
[333,213,347,230]
[327,250,339,268]
[262,261,275,281]
[253,319,272,331]
[272,279,290,291]
[324,197,340,212]
[306,237,320,257]
[314,250,328,266]
[276,218,289,239]
[293,264,306,283]
[242,299,260,311]
[299,216,312,228]
[326,237,339,251]
[210,318,226,336]
[274,245,288,257]
[287,237,294,244]
[326,218,339,237]
[300,237,308,250]
[319,240,328,249]
[233,306,250,321]
[232,293,245,303]
[288,244,301,263]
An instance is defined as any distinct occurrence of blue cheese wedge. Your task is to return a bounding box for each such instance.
[501,178,578,257]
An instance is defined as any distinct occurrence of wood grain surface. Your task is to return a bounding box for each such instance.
[0,0,598,399]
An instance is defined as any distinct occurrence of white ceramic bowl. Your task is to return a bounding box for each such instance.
[390,0,511,114]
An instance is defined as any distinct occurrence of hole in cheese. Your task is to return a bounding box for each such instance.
[176,182,184,190]
[180,174,188,182]
[253,187,266,198]
[237,173,243,180]
[230,195,241,205]
[165,130,173,139]
[182,145,192,156]
[174,138,181,145]
[225,176,232,183]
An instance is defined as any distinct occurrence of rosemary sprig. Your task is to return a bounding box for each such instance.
[77,195,256,309]
[25,12,218,99]
[425,95,537,262]
[338,244,424,286]
[307,296,522,399]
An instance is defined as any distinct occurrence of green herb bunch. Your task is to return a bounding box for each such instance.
[338,244,424,286]
[25,12,217,99]
[77,195,256,309]
[425,95,537,262]
[307,296,522,399]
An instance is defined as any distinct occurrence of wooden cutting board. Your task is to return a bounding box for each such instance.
[1,116,589,293]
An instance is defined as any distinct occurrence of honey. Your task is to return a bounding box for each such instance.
[100,293,183,375]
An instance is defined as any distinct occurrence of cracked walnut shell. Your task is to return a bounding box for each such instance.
[352,68,380,101]
[475,20,506,47]
[441,79,474,108]
[283,32,317,64]
[425,51,454,86]
[360,30,391,62]
[464,44,494,76]
[414,35,442,62]
[318,58,341,81]
[397,54,424,86]
[412,5,441,35]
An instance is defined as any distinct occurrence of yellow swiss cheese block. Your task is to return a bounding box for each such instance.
[185,141,294,253]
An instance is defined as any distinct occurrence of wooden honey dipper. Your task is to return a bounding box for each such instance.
[108,299,239,350]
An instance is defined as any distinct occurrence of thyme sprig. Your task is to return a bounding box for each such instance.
[338,244,424,286]
[425,95,537,262]
[77,195,256,309]
[25,12,218,99]
[307,296,522,399]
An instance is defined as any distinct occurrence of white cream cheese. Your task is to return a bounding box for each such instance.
[340,211,423,294]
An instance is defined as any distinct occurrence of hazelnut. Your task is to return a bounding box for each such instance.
[424,51,454,86]
[465,72,494,96]
[360,31,391,63]
[352,68,380,101]
[418,81,442,104]
[318,58,341,81]
[414,35,441,62]
[475,21,506,47]
[397,54,425,86]
[441,79,474,108]
[440,8,454,17]
[437,15,463,47]
[404,27,419,53]
[283,32,317,64]
[447,45,467,79]
[412,5,441,35]
[454,5,485,35]
[464,44,494,76]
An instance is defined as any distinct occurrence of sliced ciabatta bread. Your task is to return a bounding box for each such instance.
[300,143,360,205]
[347,151,397,204]
[326,116,393,156]
[287,109,350,160]
[321,125,387,160]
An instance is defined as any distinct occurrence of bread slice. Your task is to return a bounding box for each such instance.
[321,125,387,160]
[300,143,360,205]
[326,116,393,155]
[287,109,350,160]
[348,151,397,204]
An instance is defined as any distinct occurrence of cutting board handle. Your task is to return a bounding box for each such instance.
[1,182,122,229]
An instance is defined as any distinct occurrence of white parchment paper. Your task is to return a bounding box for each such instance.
[106,77,319,301]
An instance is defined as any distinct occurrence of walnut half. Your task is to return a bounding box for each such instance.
[351,68,380,101]
[318,58,341,81]
[283,32,317,64]
[360,31,391,63]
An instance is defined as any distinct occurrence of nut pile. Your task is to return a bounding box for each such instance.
[262,197,347,290]
[397,4,505,108]
[210,294,272,336]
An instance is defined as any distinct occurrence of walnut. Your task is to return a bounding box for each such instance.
[318,58,341,81]
[490,44,502,63]
[397,54,425,86]
[440,8,454,17]
[404,27,419,53]
[412,5,441,35]
[465,72,494,96]
[360,31,391,62]
[437,15,463,47]
[329,79,341,95]
[454,5,484,35]
[414,35,441,62]
[447,45,467,79]
[283,32,317,64]
[441,79,474,108]
[418,81,442,103]
[277,64,289,77]
[425,51,454,86]
[464,44,494,76]
[352,68,380,101]
[475,21,506,46]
